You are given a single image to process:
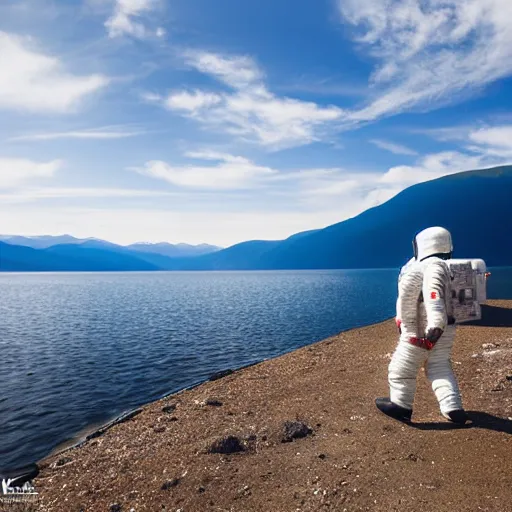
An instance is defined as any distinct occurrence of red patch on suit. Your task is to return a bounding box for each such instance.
[431,291,438,300]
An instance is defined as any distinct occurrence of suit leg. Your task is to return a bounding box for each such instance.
[389,340,428,410]
[425,326,463,414]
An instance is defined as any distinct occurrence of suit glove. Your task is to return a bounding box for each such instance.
[425,327,444,345]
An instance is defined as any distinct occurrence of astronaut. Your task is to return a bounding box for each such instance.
[376,227,468,425]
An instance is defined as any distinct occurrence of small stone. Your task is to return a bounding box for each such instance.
[198,486,206,493]
[282,421,313,443]
[205,399,223,407]
[482,343,497,350]
[319,454,326,460]
[162,404,176,414]
[110,505,122,512]
[53,457,72,468]
[209,435,246,454]
[506,376,512,381]
[154,425,166,433]
[161,478,180,490]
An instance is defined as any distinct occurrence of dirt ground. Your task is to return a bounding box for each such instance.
[29,301,512,512]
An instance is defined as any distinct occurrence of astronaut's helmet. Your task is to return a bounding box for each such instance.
[413,227,453,261]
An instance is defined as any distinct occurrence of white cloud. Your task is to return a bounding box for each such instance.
[135,152,276,190]
[140,91,163,103]
[184,51,264,89]
[105,0,160,38]
[370,139,418,156]
[468,126,512,156]
[424,123,512,159]
[164,90,222,112]
[155,51,344,150]
[183,150,253,164]
[338,0,512,122]
[0,158,63,189]
[378,123,512,188]
[0,32,108,114]
[413,125,474,142]
[9,127,145,142]
[380,151,485,186]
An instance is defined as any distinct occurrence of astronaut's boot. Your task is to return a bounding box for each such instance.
[442,409,469,425]
[375,397,412,423]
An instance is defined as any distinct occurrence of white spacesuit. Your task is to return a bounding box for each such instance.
[376,227,468,425]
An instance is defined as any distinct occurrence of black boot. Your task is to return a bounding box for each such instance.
[375,397,412,423]
[443,409,469,425]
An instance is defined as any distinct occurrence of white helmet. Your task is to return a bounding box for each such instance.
[413,227,453,261]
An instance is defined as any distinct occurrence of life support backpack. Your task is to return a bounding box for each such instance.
[446,259,488,324]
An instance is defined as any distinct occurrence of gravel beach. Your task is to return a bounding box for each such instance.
[34,300,512,512]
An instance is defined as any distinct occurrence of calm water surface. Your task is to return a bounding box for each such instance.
[1,269,510,469]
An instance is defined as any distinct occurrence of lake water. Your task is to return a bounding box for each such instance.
[1,268,511,469]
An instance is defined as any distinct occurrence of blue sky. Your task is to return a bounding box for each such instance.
[1,0,512,246]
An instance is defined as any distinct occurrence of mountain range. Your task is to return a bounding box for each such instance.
[1,165,511,271]
[0,237,222,272]
[0,235,221,256]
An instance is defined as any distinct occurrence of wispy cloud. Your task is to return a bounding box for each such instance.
[422,123,512,159]
[378,123,512,187]
[467,126,512,157]
[380,151,486,187]
[134,151,277,190]
[164,90,222,111]
[184,51,264,89]
[148,51,344,150]
[0,158,63,188]
[0,31,108,114]
[105,0,163,39]
[9,126,146,142]
[133,141,500,214]
[370,139,418,156]
[338,0,512,122]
